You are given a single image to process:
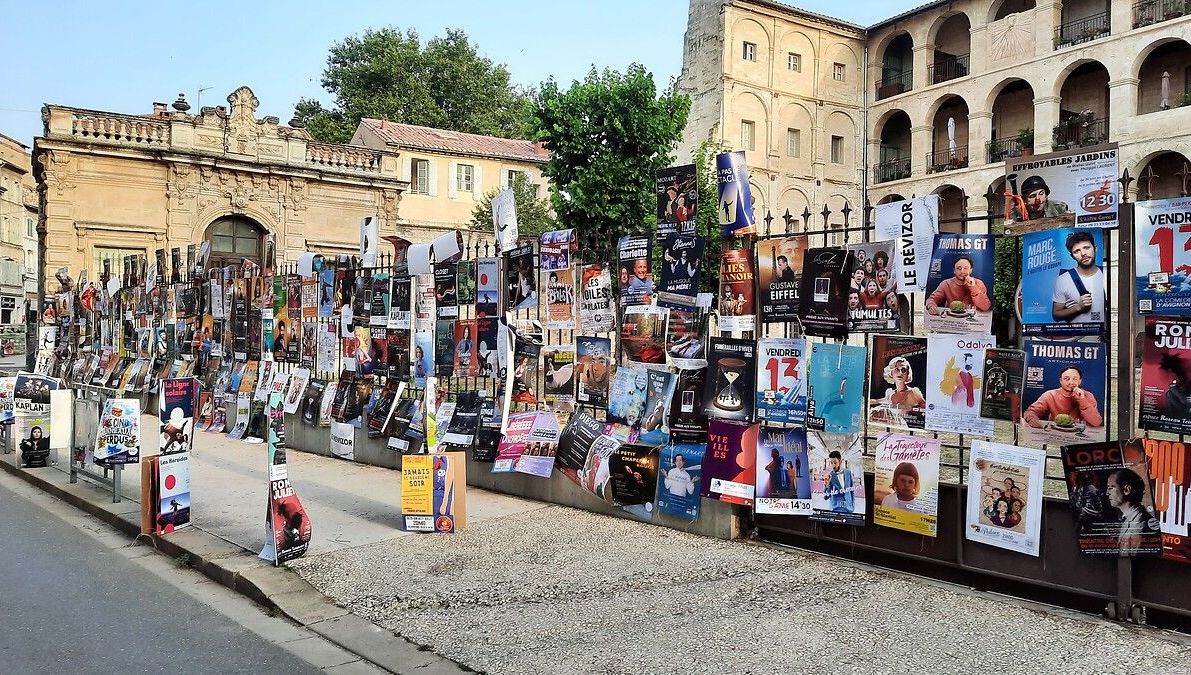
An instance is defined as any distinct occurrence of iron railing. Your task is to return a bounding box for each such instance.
[929,54,970,84]
[986,137,1030,163]
[874,70,913,100]
[926,145,970,173]
[1054,11,1110,49]
[1134,0,1190,27]
[1053,116,1109,150]
[872,157,912,183]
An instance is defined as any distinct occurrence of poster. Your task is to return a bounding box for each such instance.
[456,260,476,305]
[702,419,757,506]
[966,441,1046,557]
[575,336,611,408]
[0,377,15,424]
[656,442,706,520]
[806,342,865,434]
[493,411,556,474]
[300,379,326,427]
[1004,144,1119,235]
[94,399,141,463]
[716,150,755,237]
[754,427,811,516]
[923,234,995,334]
[453,319,478,378]
[434,264,458,319]
[755,337,806,425]
[658,233,703,306]
[330,421,355,460]
[542,345,576,413]
[756,236,807,323]
[796,247,851,338]
[656,163,698,238]
[980,348,1025,423]
[608,366,648,439]
[154,451,191,534]
[158,377,195,455]
[579,263,616,333]
[867,335,927,430]
[874,195,939,293]
[508,329,541,405]
[620,305,668,371]
[475,257,499,318]
[1141,438,1191,563]
[925,334,995,437]
[513,411,562,479]
[504,244,537,313]
[1136,197,1191,315]
[283,368,310,415]
[227,394,251,440]
[807,430,865,526]
[702,337,756,422]
[544,267,576,330]
[261,393,312,565]
[492,188,518,253]
[16,415,51,468]
[618,235,654,307]
[1140,316,1191,434]
[873,433,941,537]
[1021,228,1105,335]
[666,306,706,371]
[13,372,57,419]
[846,240,900,332]
[539,229,576,271]
[1022,339,1106,446]
[1061,440,1161,556]
[555,411,606,478]
[401,453,467,533]
[609,443,660,512]
[669,368,708,444]
[638,370,676,446]
[716,247,755,333]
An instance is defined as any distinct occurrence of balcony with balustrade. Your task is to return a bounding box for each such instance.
[1133,0,1190,27]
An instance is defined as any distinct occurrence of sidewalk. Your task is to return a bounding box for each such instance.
[4,418,1191,674]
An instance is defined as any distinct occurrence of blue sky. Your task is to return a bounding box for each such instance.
[0,1,916,146]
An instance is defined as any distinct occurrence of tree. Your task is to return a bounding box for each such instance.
[692,138,727,293]
[296,28,531,143]
[469,172,557,242]
[529,65,690,257]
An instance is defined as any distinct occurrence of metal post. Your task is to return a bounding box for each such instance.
[1113,195,1136,621]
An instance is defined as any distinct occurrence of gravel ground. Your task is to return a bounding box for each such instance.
[292,505,1190,675]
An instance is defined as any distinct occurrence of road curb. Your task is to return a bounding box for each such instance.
[0,456,471,674]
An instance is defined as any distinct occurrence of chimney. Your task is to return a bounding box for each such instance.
[152,102,167,116]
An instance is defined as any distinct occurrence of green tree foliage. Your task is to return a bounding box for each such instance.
[296,28,531,143]
[529,65,690,257]
[693,138,727,293]
[469,172,557,242]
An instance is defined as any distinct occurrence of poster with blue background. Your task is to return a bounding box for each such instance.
[656,442,705,520]
[716,151,756,237]
[1021,228,1104,336]
[807,343,866,433]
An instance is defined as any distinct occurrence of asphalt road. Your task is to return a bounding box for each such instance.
[0,480,322,674]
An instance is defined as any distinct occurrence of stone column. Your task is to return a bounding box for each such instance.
[912,44,934,91]
[1035,2,1062,53]
[969,111,994,166]
[1108,77,1139,136]
[910,124,933,175]
[1033,95,1061,154]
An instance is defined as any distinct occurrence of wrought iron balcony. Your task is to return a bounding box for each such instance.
[928,54,970,85]
[873,157,912,184]
[986,137,1029,163]
[1134,0,1190,28]
[926,146,970,174]
[875,70,913,100]
[1054,12,1110,49]
[1052,116,1109,150]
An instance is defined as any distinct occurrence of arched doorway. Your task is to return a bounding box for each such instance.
[205,215,266,269]
[933,184,966,233]
[875,110,912,183]
[1055,61,1110,149]
[930,13,971,84]
[877,33,914,100]
[988,79,1035,161]
[1136,39,1191,114]
[927,95,970,173]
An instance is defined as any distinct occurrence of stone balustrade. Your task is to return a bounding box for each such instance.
[306,141,383,173]
[70,112,170,146]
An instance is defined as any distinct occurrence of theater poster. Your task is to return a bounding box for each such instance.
[575,336,612,409]
[94,398,141,463]
[702,419,757,506]
[539,228,576,272]
[656,441,706,520]
[755,337,806,425]
[717,247,755,333]
[925,334,995,437]
[867,335,927,430]
[609,443,660,512]
[1136,197,1191,315]
[542,345,576,413]
[260,393,311,565]
[579,263,616,333]
[666,306,706,371]
[1061,440,1161,557]
[846,240,900,332]
[757,235,807,323]
[923,234,995,334]
[1140,316,1191,433]
[966,441,1046,557]
[618,235,654,307]
[796,247,851,338]
[152,451,192,535]
[504,244,538,313]
[873,433,940,537]
[669,368,708,444]
[1004,144,1119,236]
[475,257,499,319]
[658,233,703,307]
[754,426,811,516]
[1021,228,1105,336]
[807,430,865,526]
[980,348,1025,423]
[555,411,605,479]
[715,150,755,238]
[702,337,756,422]
[513,411,562,479]
[874,195,939,293]
[806,342,865,434]
[544,267,576,330]
[1022,340,1106,446]
[620,305,668,371]
[1141,438,1191,563]
[656,163,698,239]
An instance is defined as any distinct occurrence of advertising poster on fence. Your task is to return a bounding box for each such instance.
[94,398,141,463]
[544,267,576,330]
[452,320,478,378]
[717,247,755,333]
[981,348,1025,423]
[966,441,1045,556]
[847,240,900,332]
[924,234,995,334]
[434,264,458,319]
[300,379,326,427]
[658,233,703,307]
[757,235,807,322]
[504,244,538,313]
[716,150,756,238]
[620,305,668,371]
[1136,197,1191,315]
[542,345,576,413]
[618,235,654,307]
[873,433,941,537]
[796,247,851,338]
[456,260,475,305]
[1021,228,1105,336]
[1004,144,1119,235]
[874,195,939,293]
[539,228,575,270]
[807,430,865,526]
[702,419,757,506]
[492,189,518,253]
[154,451,192,534]
[579,263,616,333]
[159,378,195,455]
[656,441,705,520]
[755,337,806,425]
[666,307,706,370]
[669,368,708,443]
[608,366,648,438]
[330,421,355,460]
[513,411,562,479]
[13,372,57,419]
[925,334,996,437]
[574,336,612,408]
[1022,339,1106,445]
[638,370,677,446]
[492,410,537,473]
[657,164,698,239]
[555,412,605,478]
[402,452,468,533]
[475,258,499,318]
[610,443,660,513]
[1141,438,1191,563]
[261,393,311,565]
[868,335,927,430]
[0,376,16,424]
[754,426,811,516]
[1062,440,1162,557]
[702,337,756,422]
[807,342,865,434]
[1140,316,1191,434]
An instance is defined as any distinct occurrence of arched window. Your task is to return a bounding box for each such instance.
[205,216,264,268]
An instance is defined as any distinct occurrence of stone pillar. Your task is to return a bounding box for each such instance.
[1033,95,1061,154]
[1110,0,1132,36]
[912,44,934,91]
[1108,78,1139,138]
[910,125,933,175]
[968,111,994,166]
[1035,2,1062,54]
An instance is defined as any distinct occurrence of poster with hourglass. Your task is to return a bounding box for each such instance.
[702,338,756,422]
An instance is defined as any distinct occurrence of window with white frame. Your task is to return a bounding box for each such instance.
[456,163,474,193]
[833,62,846,81]
[26,217,34,238]
[787,52,802,72]
[786,128,801,157]
[743,42,756,61]
[411,159,430,194]
[741,120,755,151]
[831,135,845,164]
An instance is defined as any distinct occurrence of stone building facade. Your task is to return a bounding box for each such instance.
[0,132,38,325]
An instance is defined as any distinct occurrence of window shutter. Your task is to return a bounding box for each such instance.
[401,156,412,182]
[472,164,484,199]
[427,159,439,196]
[448,161,458,199]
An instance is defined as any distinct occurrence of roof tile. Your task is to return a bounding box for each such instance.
[360,119,547,163]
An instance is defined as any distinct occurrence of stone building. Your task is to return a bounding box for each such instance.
[0,132,37,325]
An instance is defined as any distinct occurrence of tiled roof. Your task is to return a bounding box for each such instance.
[359,119,548,164]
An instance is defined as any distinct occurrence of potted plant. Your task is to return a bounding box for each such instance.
[1016,128,1034,156]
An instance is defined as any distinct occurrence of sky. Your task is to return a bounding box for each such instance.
[0,1,918,147]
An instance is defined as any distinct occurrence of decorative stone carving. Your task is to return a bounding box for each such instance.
[989,13,1033,61]
[38,150,77,196]
[288,178,308,213]
[167,163,200,205]
[380,189,400,221]
[225,86,279,157]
